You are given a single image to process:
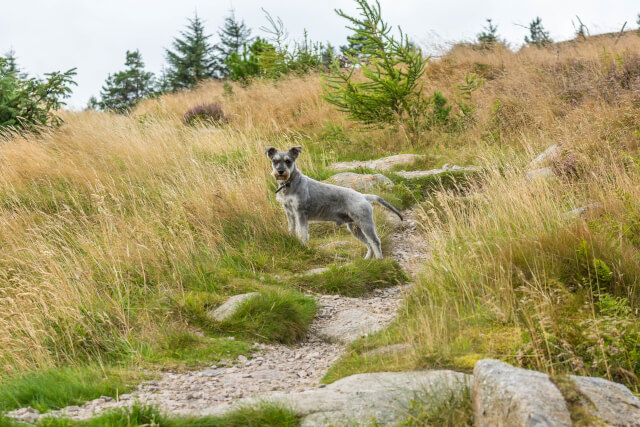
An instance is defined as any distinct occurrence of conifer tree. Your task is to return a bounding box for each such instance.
[216,9,253,64]
[2,49,20,76]
[340,21,370,57]
[165,13,217,89]
[525,17,552,47]
[92,50,156,113]
[476,19,502,49]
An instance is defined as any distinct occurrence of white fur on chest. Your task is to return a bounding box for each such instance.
[276,190,299,208]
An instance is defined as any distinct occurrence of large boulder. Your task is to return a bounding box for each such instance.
[570,375,640,426]
[204,370,472,426]
[331,154,424,172]
[208,292,260,322]
[473,359,572,426]
[325,172,394,192]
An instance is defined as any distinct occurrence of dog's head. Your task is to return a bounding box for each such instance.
[265,146,302,181]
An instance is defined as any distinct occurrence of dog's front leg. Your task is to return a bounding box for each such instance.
[284,207,297,234]
[295,213,309,245]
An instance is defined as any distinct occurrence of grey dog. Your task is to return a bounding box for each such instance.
[265,146,403,259]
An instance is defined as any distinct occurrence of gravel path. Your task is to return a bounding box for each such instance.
[8,209,428,423]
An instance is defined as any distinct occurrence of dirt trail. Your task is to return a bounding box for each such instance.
[8,209,429,422]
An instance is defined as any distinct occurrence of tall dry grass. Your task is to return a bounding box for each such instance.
[1,31,640,383]
[397,33,640,389]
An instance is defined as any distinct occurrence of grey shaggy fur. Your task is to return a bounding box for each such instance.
[265,146,403,259]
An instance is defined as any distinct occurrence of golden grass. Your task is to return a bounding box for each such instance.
[1,32,640,386]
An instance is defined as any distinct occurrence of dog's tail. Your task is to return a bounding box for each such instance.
[365,195,403,221]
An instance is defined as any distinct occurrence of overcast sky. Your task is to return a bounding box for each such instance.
[2,1,638,108]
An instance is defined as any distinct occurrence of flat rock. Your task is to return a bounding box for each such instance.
[325,172,394,192]
[331,154,424,172]
[207,370,471,426]
[564,203,604,219]
[394,164,481,179]
[473,359,572,427]
[570,375,640,426]
[208,292,260,322]
[316,308,384,344]
[529,145,561,169]
[301,267,330,276]
[525,166,555,181]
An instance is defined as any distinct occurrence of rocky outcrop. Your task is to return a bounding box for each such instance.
[570,375,640,426]
[526,145,562,181]
[394,164,481,179]
[472,359,572,426]
[325,172,394,192]
[528,145,561,169]
[331,154,424,172]
[215,370,472,426]
[208,292,260,322]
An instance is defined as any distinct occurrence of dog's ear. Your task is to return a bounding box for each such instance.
[264,146,278,159]
[289,146,303,160]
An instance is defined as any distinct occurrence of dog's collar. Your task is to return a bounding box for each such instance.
[275,170,297,194]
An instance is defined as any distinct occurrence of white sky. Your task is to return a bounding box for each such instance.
[2,1,638,108]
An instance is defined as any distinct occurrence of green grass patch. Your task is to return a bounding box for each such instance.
[215,290,316,344]
[288,259,407,297]
[142,332,252,369]
[0,366,140,413]
[551,376,605,426]
[384,169,482,209]
[398,385,473,426]
[28,403,299,427]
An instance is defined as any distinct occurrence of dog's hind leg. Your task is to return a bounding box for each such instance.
[347,223,373,259]
[359,221,383,259]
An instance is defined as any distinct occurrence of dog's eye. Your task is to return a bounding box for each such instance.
[285,160,291,165]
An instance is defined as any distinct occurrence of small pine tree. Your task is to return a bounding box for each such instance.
[215,9,253,76]
[93,50,156,113]
[1,54,76,131]
[476,19,502,49]
[2,49,20,76]
[524,17,552,47]
[323,0,429,134]
[165,13,217,90]
[637,13,640,34]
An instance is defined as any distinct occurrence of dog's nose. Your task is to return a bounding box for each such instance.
[277,169,286,175]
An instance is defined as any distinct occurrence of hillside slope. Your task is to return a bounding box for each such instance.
[0,32,639,417]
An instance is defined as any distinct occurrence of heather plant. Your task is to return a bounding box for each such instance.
[182,103,230,126]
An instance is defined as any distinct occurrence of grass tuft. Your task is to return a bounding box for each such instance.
[216,290,316,344]
[288,259,407,297]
